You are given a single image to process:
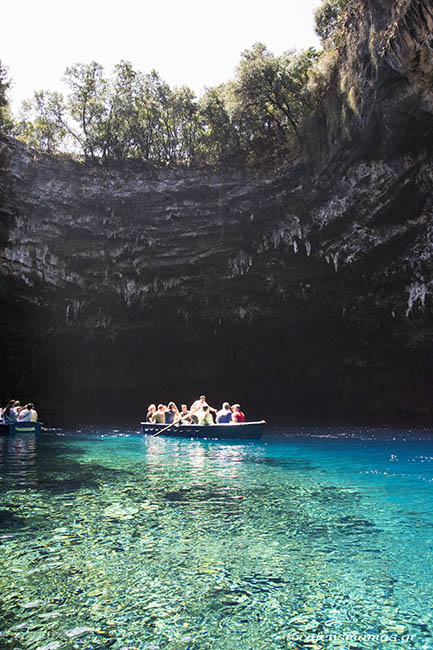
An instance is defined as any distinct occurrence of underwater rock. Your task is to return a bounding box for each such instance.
[23,600,45,608]
[65,626,93,637]
[103,505,139,518]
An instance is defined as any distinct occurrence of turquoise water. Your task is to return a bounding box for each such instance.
[0,426,432,650]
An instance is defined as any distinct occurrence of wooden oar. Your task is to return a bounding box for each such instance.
[151,412,194,438]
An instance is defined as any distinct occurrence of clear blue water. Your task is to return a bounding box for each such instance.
[0,425,432,650]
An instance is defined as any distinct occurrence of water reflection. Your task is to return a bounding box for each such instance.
[0,433,38,489]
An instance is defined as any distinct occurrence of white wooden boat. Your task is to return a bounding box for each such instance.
[140,420,265,439]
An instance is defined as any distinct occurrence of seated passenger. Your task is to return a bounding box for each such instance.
[199,405,214,426]
[165,402,179,425]
[151,404,166,424]
[216,402,232,424]
[18,403,38,422]
[232,404,246,423]
[146,404,156,422]
[30,404,38,422]
[179,404,193,423]
[3,400,18,423]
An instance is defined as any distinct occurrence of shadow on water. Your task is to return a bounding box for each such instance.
[37,440,87,456]
[0,433,129,494]
[163,485,245,503]
[0,508,27,530]
[35,456,129,494]
[204,570,292,610]
[236,455,315,471]
[336,515,376,530]
[204,447,316,471]
[309,486,361,503]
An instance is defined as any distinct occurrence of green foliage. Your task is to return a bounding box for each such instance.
[0,61,10,109]
[105,61,147,160]
[197,86,242,165]
[0,61,13,133]
[307,49,339,99]
[15,91,67,152]
[15,46,320,167]
[226,44,320,161]
[314,0,352,48]
[64,62,109,159]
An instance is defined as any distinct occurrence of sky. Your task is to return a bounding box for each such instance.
[3,0,323,114]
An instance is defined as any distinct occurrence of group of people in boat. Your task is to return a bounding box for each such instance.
[146,395,245,426]
[0,399,38,424]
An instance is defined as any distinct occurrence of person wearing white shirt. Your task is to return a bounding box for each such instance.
[2,400,18,423]
[189,395,216,423]
[18,403,38,422]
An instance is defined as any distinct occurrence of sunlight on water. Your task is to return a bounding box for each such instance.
[0,426,432,649]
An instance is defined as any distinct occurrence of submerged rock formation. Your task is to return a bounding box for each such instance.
[1,0,433,420]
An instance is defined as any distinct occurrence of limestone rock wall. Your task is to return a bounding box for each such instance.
[1,0,433,420]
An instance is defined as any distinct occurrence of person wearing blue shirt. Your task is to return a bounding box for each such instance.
[216,402,232,424]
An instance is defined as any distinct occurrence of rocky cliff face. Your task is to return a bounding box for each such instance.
[1,0,433,421]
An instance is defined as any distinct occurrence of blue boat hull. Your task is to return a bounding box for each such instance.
[140,421,264,440]
[0,422,42,435]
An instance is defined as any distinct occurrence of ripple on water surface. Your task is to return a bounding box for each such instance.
[0,427,432,649]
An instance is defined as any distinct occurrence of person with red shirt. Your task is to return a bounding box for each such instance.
[232,404,245,423]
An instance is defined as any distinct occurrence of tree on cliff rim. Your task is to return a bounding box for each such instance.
[0,61,13,133]
[197,85,244,165]
[65,62,109,159]
[224,44,320,161]
[315,0,353,48]
[15,64,107,157]
[14,49,319,166]
[18,91,68,153]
